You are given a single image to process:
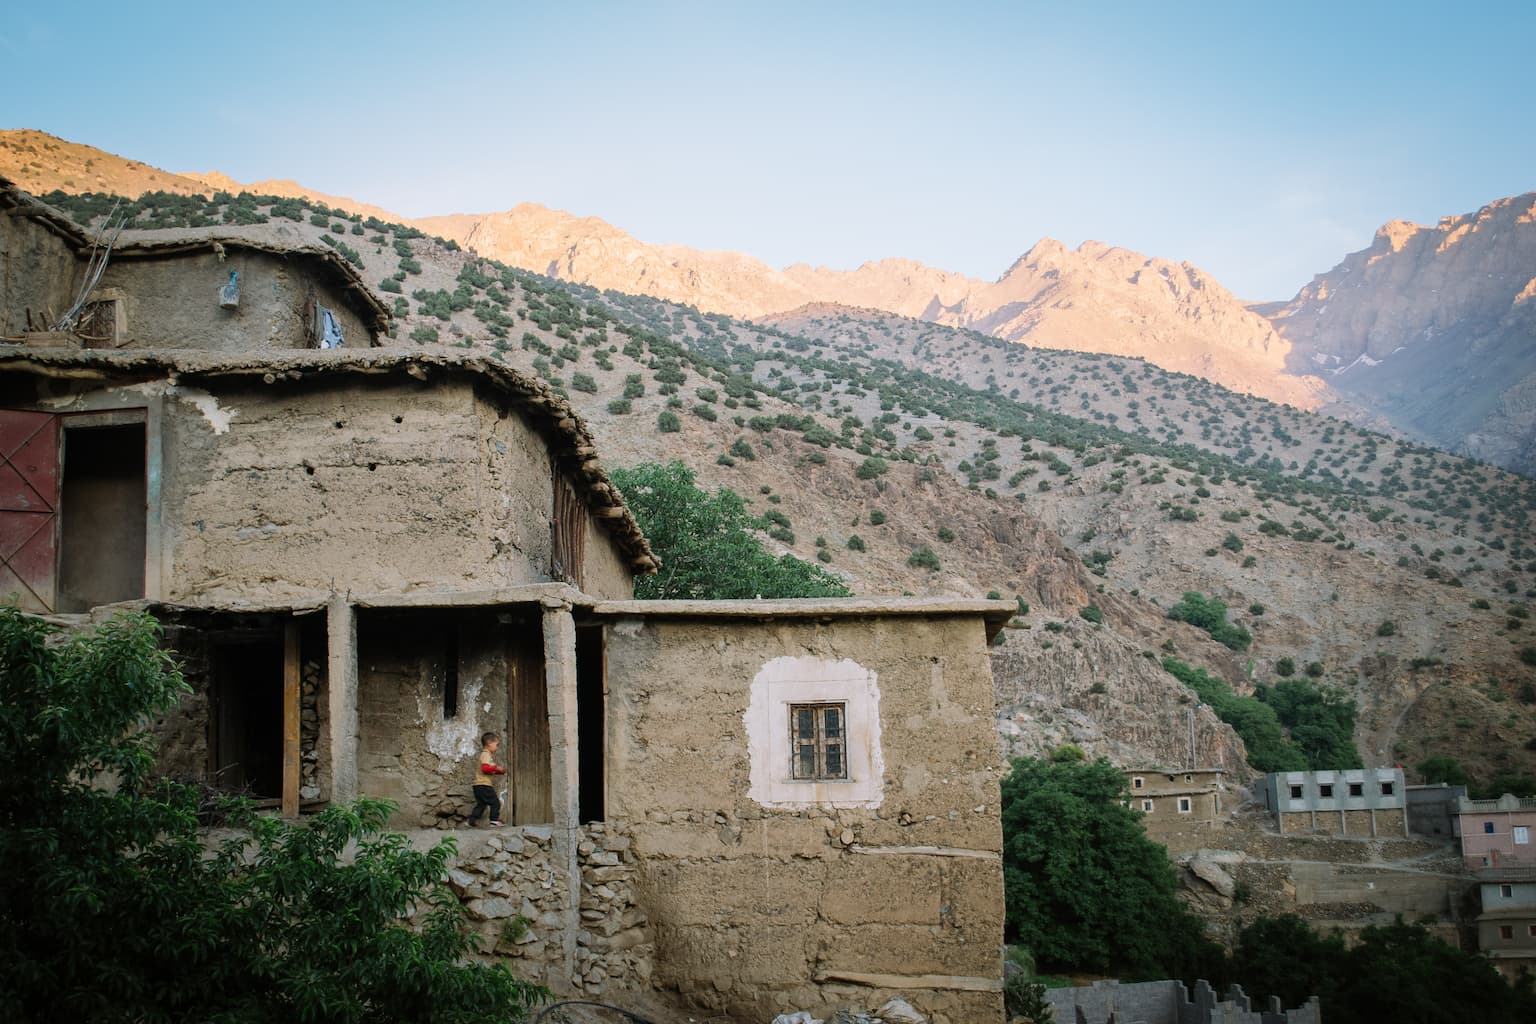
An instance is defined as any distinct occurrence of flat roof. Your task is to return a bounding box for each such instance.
[592,596,1015,640]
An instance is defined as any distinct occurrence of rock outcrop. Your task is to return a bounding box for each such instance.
[1265,192,1536,474]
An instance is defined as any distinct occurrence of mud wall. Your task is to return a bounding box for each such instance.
[600,612,1006,1024]
[356,609,526,827]
[98,249,373,351]
[0,212,78,336]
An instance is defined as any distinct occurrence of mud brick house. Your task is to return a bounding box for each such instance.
[0,180,1011,1022]
[1124,767,1224,841]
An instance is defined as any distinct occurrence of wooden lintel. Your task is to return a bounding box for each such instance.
[281,620,301,818]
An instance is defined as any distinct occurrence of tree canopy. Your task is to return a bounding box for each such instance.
[1230,914,1536,1024]
[999,756,1219,977]
[611,460,851,600]
[0,608,546,1023]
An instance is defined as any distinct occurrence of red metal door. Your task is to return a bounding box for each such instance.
[0,411,60,612]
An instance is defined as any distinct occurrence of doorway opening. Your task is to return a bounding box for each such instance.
[58,420,145,612]
[210,634,284,799]
[576,625,606,823]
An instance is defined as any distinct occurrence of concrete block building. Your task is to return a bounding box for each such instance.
[0,179,1011,1022]
[1473,867,1536,981]
[1260,768,1408,837]
[1456,794,1536,869]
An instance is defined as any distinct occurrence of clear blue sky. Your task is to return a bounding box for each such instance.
[3,1,1532,299]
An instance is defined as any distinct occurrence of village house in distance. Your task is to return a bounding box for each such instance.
[0,178,1013,1022]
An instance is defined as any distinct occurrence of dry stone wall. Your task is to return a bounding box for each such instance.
[445,822,653,997]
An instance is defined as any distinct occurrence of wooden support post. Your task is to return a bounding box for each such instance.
[282,620,301,818]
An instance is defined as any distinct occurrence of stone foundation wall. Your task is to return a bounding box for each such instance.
[444,821,653,997]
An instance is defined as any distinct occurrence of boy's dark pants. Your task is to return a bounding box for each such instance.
[469,784,500,824]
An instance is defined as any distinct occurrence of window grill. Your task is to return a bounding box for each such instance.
[790,702,848,781]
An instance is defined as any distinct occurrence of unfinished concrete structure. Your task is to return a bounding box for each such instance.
[0,181,1011,1022]
[1260,768,1408,837]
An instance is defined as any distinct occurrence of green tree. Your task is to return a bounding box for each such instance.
[611,461,850,600]
[1233,914,1536,1024]
[1418,755,1471,787]
[1258,679,1362,769]
[1167,592,1251,651]
[0,608,547,1023]
[1000,757,1219,977]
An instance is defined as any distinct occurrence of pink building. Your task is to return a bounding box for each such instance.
[1456,794,1536,869]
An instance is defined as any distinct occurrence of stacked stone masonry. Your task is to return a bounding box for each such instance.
[445,822,653,996]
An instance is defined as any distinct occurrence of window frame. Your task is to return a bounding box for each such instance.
[1318,783,1334,799]
[1514,825,1530,846]
[1289,784,1304,800]
[1348,782,1364,797]
[788,701,849,782]
[1141,799,1155,813]
[1177,797,1192,814]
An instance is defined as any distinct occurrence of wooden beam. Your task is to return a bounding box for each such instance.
[282,620,301,818]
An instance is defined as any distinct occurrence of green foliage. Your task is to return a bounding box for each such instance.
[1222,531,1244,553]
[1376,620,1398,637]
[937,526,956,543]
[408,325,439,344]
[1050,743,1086,763]
[1257,679,1362,769]
[868,510,887,526]
[1000,757,1219,977]
[611,461,850,600]
[379,276,403,294]
[1167,592,1251,651]
[1162,657,1306,772]
[856,456,889,480]
[0,609,547,1023]
[846,535,866,552]
[1079,604,1104,624]
[1418,756,1471,787]
[1003,975,1054,1023]
[729,438,755,461]
[908,545,941,571]
[656,410,681,433]
[606,398,632,415]
[1275,656,1295,677]
[1231,914,1536,1024]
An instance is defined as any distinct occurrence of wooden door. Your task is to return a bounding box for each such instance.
[0,411,59,612]
[508,629,551,825]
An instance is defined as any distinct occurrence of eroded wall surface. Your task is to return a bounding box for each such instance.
[0,215,77,335]
[356,611,521,826]
[98,251,373,351]
[601,613,1006,1024]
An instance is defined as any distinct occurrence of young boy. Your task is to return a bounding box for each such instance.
[468,731,507,827]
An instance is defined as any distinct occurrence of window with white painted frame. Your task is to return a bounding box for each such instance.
[1515,826,1530,846]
